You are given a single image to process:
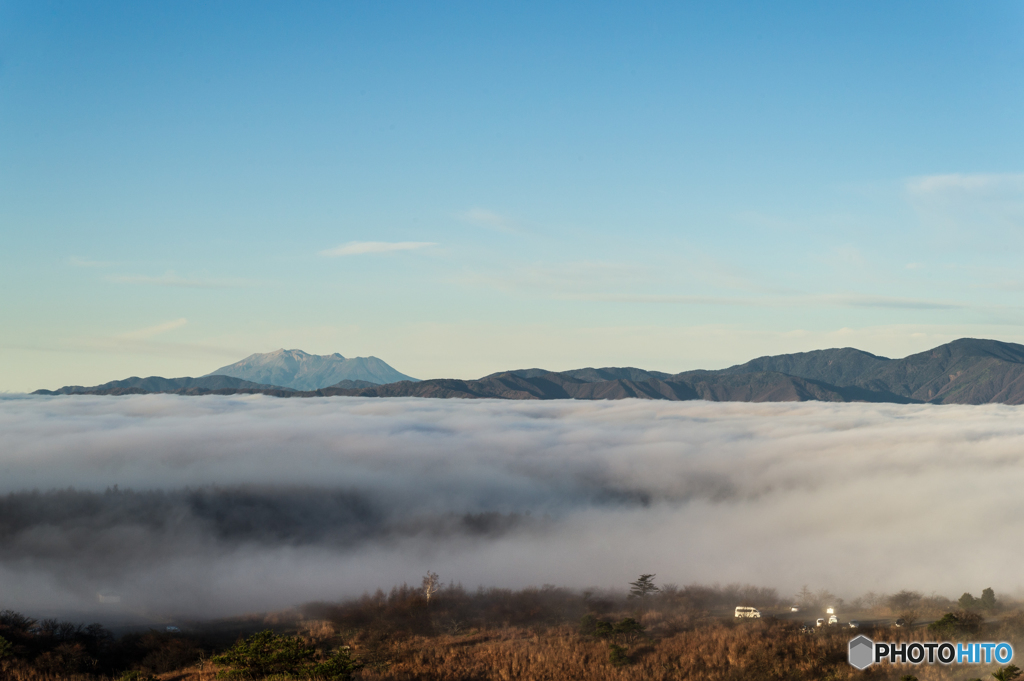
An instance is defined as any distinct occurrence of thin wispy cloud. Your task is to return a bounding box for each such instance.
[905,173,1024,241]
[116,318,188,340]
[458,208,518,233]
[575,293,757,307]
[105,272,254,288]
[822,294,964,310]
[906,173,1024,196]
[319,241,437,256]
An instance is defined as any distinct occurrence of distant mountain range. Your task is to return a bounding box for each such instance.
[206,349,418,390]
[33,338,1024,405]
[35,349,415,395]
[34,375,290,396]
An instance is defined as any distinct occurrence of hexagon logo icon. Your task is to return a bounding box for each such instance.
[848,635,874,670]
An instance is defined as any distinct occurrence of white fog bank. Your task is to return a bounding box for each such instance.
[1,394,1022,618]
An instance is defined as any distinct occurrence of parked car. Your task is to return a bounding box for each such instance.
[894,618,906,627]
[828,615,838,625]
[816,618,824,627]
[848,621,860,628]
[734,606,761,619]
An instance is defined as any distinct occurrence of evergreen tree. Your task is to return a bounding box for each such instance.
[981,587,998,611]
[993,665,1022,681]
[629,574,660,602]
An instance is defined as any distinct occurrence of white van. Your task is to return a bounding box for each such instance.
[735,606,761,618]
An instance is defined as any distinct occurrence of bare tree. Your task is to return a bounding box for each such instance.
[897,610,920,628]
[422,571,440,603]
[796,585,814,609]
[888,590,922,613]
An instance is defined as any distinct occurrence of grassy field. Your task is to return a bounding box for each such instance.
[2,582,1022,680]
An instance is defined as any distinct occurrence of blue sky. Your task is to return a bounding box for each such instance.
[2,1,1024,391]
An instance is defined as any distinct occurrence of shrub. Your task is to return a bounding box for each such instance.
[579,614,600,636]
[993,665,1023,681]
[928,611,983,638]
[614,617,645,643]
[212,630,361,681]
[357,631,392,673]
[0,635,12,660]
[608,642,630,667]
[306,646,361,681]
[117,671,157,681]
[581,615,644,642]
[35,642,95,675]
[928,613,958,637]
[212,630,314,679]
[140,635,203,674]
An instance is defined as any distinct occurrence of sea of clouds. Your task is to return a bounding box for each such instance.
[1,394,1023,620]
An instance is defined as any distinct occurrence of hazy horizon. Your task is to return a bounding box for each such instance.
[18,334,1024,394]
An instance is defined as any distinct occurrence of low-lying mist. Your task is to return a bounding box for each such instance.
[1,394,1023,620]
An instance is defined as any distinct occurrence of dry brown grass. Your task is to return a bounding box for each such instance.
[0,657,220,681]
[153,659,220,681]
[3,668,102,681]
[10,586,1024,681]
[10,619,1024,681]
[341,619,1024,681]
[350,620,851,681]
